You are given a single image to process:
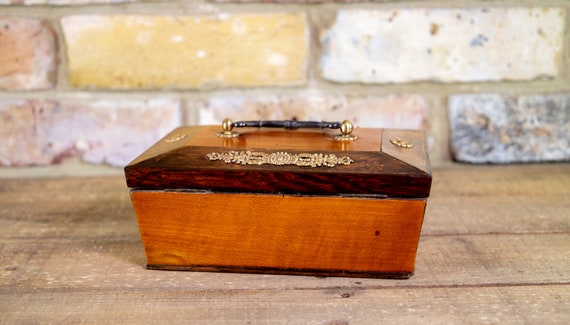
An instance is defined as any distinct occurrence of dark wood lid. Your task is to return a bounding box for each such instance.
[124,126,431,198]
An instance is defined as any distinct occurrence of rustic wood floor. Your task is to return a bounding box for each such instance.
[1,164,569,324]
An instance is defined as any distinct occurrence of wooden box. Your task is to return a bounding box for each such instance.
[125,120,432,278]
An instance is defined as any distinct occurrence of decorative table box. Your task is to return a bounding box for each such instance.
[125,119,432,278]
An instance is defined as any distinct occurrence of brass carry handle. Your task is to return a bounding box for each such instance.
[217,118,358,141]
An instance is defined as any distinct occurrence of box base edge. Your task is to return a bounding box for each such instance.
[146,264,413,279]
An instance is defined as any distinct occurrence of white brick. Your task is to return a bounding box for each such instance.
[321,8,565,83]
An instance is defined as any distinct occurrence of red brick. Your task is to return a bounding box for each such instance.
[0,100,55,166]
[0,17,56,90]
[0,99,181,167]
[0,0,134,4]
[198,93,427,129]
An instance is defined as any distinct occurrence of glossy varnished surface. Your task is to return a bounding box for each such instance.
[125,126,432,197]
[131,191,426,277]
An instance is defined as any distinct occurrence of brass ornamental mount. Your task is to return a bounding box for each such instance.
[390,138,414,149]
[207,151,354,168]
[217,118,358,141]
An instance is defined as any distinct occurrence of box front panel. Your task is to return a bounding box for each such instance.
[131,191,426,278]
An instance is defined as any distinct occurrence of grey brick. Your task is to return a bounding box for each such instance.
[449,94,570,163]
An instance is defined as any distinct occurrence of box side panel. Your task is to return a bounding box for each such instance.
[130,191,426,278]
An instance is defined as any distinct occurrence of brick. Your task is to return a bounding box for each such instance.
[321,8,565,83]
[0,17,56,90]
[61,14,308,89]
[198,93,427,129]
[0,100,55,166]
[0,99,180,167]
[0,0,134,4]
[449,93,570,163]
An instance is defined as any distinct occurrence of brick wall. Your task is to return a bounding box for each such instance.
[1,1,569,175]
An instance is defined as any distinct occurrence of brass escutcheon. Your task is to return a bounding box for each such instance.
[390,138,414,148]
[165,134,187,143]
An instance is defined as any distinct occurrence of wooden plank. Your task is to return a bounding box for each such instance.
[431,164,570,198]
[2,285,568,324]
[1,234,568,292]
[1,164,568,240]
[425,164,570,235]
[0,178,138,240]
[1,164,569,323]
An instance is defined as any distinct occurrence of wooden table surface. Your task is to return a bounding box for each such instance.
[1,164,569,324]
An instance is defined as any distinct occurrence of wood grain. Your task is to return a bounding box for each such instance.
[168,126,384,152]
[1,234,567,291]
[3,285,568,324]
[1,164,569,323]
[131,191,426,277]
[125,126,432,197]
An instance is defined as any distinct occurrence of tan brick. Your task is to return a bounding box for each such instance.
[62,14,308,89]
[0,17,56,90]
[197,92,427,129]
[0,99,180,167]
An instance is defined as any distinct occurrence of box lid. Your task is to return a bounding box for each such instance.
[124,122,432,198]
